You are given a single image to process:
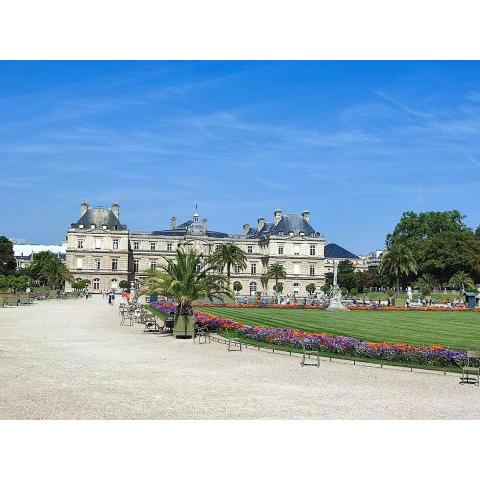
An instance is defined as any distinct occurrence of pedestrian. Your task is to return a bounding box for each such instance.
[108,292,112,306]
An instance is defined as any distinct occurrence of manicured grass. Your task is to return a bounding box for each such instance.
[198,307,480,351]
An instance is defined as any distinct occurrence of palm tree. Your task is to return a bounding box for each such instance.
[209,243,247,288]
[142,248,232,335]
[379,244,418,294]
[267,263,287,302]
[414,274,439,298]
[45,261,73,290]
[449,271,475,297]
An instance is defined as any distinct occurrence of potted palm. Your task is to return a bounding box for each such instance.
[142,248,232,338]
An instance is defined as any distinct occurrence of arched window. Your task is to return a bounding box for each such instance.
[293,282,300,294]
[249,281,257,295]
[111,278,118,290]
[93,278,100,290]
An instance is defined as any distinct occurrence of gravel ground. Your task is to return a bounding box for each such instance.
[1,296,479,420]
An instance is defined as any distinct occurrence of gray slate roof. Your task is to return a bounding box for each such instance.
[71,208,127,230]
[324,243,359,259]
[247,214,318,238]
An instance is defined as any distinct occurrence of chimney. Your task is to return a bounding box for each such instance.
[274,209,282,225]
[81,201,89,216]
[171,216,176,230]
[112,203,120,219]
[302,210,311,223]
[257,217,265,231]
[243,223,250,235]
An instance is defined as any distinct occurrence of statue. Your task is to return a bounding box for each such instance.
[327,260,347,311]
[407,286,413,302]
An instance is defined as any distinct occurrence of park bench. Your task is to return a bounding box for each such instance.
[19,296,31,305]
[5,296,20,307]
[460,350,480,387]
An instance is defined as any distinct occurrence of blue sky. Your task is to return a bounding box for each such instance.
[1,61,480,253]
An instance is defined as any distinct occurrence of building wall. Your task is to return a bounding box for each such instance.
[65,205,364,296]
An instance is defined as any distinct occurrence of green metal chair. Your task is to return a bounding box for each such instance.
[5,296,20,307]
[461,350,480,387]
[0,297,4,308]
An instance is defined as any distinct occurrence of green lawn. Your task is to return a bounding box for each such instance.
[198,307,480,351]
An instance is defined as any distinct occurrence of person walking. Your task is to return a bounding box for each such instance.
[108,292,112,306]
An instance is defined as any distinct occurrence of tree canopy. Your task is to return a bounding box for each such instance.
[0,236,16,275]
[386,210,480,283]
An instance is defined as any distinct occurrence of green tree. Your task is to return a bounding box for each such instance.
[379,243,418,294]
[0,236,16,275]
[306,283,316,295]
[338,260,355,275]
[448,271,475,296]
[414,274,439,297]
[27,251,72,289]
[233,281,242,294]
[386,210,479,283]
[267,263,287,301]
[209,243,247,287]
[273,282,284,294]
[142,248,232,317]
[119,280,130,290]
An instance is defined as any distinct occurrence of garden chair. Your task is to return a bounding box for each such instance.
[144,315,164,333]
[193,324,211,344]
[460,350,480,387]
[300,340,320,368]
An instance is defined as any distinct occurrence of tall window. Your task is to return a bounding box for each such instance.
[150,261,156,271]
[133,241,140,250]
[95,258,101,270]
[293,264,300,276]
[293,283,300,293]
[134,259,139,272]
[309,265,315,276]
[215,244,221,251]
[93,278,100,290]
[249,282,257,295]
[76,257,83,269]
[150,242,156,251]
[251,263,257,275]
[167,242,173,251]
[111,278,118,289]
[95,238,102,249]
[247,245,253,254]
[293,244,300,256]
[278,244,284,255]
[77,239,84,249]
[234,265,242,274]
[310,245,316,256]
[112,239,119,250]
[112,258,118,271]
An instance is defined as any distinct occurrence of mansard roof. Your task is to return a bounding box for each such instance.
[71,207,127,230]
[324,243,359,259]
[246,213,319,238]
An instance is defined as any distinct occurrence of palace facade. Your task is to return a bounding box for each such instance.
[65,202,363,296]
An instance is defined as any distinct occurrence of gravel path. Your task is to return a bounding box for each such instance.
[1,296,479,419]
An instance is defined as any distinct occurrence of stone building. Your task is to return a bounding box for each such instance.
[66,202,362,296]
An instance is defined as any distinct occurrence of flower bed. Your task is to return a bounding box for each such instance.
[152,302,473,368]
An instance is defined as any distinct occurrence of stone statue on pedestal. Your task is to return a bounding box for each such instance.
[327,260,347,311]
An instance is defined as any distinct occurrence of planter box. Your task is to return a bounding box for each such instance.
[173,315,194,338]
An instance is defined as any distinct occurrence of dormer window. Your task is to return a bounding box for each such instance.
[103,225,107,230]
[79,224,84,229]
[289,232,294,236]
[113,226,118,231]
[90,224,96,229]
